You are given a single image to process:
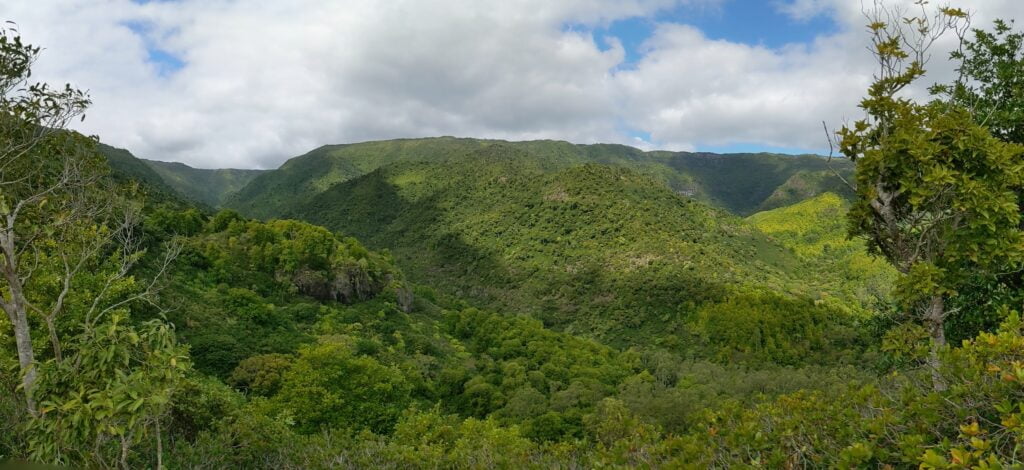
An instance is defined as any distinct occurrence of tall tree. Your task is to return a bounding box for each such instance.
[0,24,92,412]
[0,26,163,413]
[838,3,1024,390]
[931,20,1024,343]
[934,19,1024,145]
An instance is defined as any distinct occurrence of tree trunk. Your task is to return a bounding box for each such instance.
[10,304,38,413]
[925,295,947,392]
[155,418,163,470]
[2,237,39,413]
[44,314,63,361]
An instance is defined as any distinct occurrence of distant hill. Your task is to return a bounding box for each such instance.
[224,137,853,218]
[282,144,862,349]
[98,143,192,207]
[98,136,868,351]
[143,159,266,207]
[756,170,855,212]
[99,143,177,193]
[97,143,266,207]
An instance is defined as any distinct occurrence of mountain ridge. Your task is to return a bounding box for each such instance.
[281,145,867,351]
[222,137,853,217]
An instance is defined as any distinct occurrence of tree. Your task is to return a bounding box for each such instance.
[272,341,412,434]
[0,24,96,412]
[838,3,1024,390]
[25,313,189,468]
[0,25,189,468]
[931,20,1024,343]
[934,19,1024,145]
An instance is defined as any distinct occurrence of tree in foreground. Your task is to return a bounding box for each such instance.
[935,18,1024,145]
[0,25,188,468]
[838,2,1024,390]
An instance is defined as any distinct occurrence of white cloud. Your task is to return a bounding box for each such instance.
[0,0,1021,168]
[616,24,870,151]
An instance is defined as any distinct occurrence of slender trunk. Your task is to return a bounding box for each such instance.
[2,232,38,412]
[44,314,62,361]
[926,295,947,392]
[11,308,38,413]
[4,294,38,413]
[156,419,163,470]
[120,433,130,470]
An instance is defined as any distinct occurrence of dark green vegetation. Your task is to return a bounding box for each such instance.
[7,8,1024,470]
[224,136,853,218]
[99,143,181,197]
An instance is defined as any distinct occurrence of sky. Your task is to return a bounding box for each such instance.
[0,0,1022,169]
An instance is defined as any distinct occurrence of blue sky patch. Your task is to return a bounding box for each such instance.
[588,0,838,69]
[121,19,185,77]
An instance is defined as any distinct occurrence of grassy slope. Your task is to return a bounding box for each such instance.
[225,137,854,218]
[287,145,855,348]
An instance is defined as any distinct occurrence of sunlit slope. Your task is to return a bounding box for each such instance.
[747,192,897,303]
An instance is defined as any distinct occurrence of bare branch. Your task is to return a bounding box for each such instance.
[822,121,856,192]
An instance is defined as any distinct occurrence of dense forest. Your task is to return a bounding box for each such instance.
[4,4,1024,469]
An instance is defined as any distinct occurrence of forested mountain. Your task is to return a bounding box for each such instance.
[9,129,1022,469]
[223,137,853,218]
[7,8,1024,469]
[278,145,869,357]
[98,144,266,207]
[98,143,181,196]
[143,160,266,207]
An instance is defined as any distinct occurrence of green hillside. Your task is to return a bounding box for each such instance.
[664,152,854,214]
[5,134,879,466]
[144,159,266,207]
[225,137,853,218]
[11,131,1024,469]
[283,146,866,353]
[747,192,897,303]
[99,143,178,194]
[756,169,855,212]
[98,143,265,207]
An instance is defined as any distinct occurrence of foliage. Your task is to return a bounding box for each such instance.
[272,341,412,434]
[157,213,403,377]
[227,353,293,396]
[656,313,1024,468]
[934,19,1024,145]
[749,192,897,304]
[839,5,1024,389]
[757,170,855,212]
[932,18,1024,347]
[692,290,862,366]
[25,314,189,467]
